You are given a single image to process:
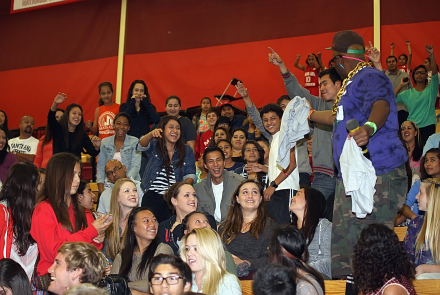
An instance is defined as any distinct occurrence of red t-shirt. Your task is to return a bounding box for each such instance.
[398,64,410,74]
[196,129,213,159]
[304,65,320,97]
[98,104,120,139]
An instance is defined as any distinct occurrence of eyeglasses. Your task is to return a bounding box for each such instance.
[414,71,427,76]
[106,165,122,177]
[150,276,183,285]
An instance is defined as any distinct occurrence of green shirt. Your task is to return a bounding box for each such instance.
[396,73,439,128]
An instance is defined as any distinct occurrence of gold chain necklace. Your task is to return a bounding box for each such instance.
[332,61,372,115]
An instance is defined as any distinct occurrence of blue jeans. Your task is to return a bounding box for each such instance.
[311,172,336,200]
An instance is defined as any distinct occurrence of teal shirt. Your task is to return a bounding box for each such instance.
[396,73,439,128]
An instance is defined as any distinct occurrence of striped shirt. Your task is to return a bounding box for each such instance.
[150,166,176,195]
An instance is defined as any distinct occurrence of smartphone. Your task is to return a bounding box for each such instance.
[105,214,113,222]
[231,78,242,86]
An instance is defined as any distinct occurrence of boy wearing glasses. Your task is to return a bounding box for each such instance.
[148,254,192,295]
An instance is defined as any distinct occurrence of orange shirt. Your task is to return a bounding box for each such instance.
[98,104,120,139]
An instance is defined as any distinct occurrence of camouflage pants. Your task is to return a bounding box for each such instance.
[331,164,407,278]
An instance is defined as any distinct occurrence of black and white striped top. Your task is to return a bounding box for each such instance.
[150,166,176,195]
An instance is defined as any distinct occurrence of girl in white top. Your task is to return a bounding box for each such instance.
[180,228,241,295]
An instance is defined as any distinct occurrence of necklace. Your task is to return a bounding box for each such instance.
[332,61,372,115]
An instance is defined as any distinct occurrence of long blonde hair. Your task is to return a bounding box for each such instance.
[106,178,135,260]
[416,178,440,263]
[180,228,237,295]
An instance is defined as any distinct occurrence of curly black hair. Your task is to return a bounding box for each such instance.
[353,224,415,293]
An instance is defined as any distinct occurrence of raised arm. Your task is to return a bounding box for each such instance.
[368,46,383,71]
[390,42,395,57]
[426,44,437,75]
[294,54,306,71]
[268,47,321,109]
[406,41,412,69]
[235,82,271,140]
[139,128,163,147]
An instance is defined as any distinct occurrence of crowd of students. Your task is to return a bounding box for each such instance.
[0,30,439,295]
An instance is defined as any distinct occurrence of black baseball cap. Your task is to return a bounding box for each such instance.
[326,30,365,54]
[220,103,233,110]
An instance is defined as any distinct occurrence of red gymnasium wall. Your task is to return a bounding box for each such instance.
[0,0,439,128]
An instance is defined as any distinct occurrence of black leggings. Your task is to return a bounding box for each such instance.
[419,124,436,146]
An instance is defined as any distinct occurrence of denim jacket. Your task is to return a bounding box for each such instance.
[137,138,196,193]
[96,135,141,184]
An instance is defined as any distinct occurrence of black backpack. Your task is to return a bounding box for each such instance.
[97,274,132,295]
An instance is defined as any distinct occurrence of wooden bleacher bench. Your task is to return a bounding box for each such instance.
[241,279,440,295]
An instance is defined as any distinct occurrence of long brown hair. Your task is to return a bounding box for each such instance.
[156,116,186,175]
[57,104,85,150]
[42,108,64,151]
[219,179,270,244]
[37,152,87,233]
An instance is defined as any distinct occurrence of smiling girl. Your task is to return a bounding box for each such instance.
[158,182,216,255]
[96,112,141,194]
[181,228,241,295]
[404,178,440,279]
[138,116,196,223]
[219,180,276,278]
[49,93,101,158]
[105,178,139,262]
[216,139,244,172]
[85,82,120,140]
[400,121,423,175]
[111,207,173,294]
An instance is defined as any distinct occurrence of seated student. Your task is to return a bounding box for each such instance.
[234,140,269,189]
[270,226,325,295]
[77,180,97,217]
[213,116,231,131]
[399,148,440,222]
[165,96,197,152]
[47,242,107,295]
[97,159,143,214]
[404,178,440,279]
[111,208,173,294]
[219,179,276,278]
[0,258,32,295]
[220,104,246,130]
[230,128,247,163]
[255,137,270,166]
[208,126,230,147]
[180,228,241,295]
[148,254,192,295]
[96,112,141,194]
[401,120,423,177]
[216,139,245,172]
[353,224,416,295]
[237,82,299,224]
[8,115,39,163]
[290,187,331,279]
[194,146,244,223]
[159,182,216,255]
[105,178,139,262]
[196,109,218,159]
[182,211,237,275]
[253,264,297,295]
[192,97,212,134]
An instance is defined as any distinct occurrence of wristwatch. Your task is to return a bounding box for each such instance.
[270,181,278,188]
